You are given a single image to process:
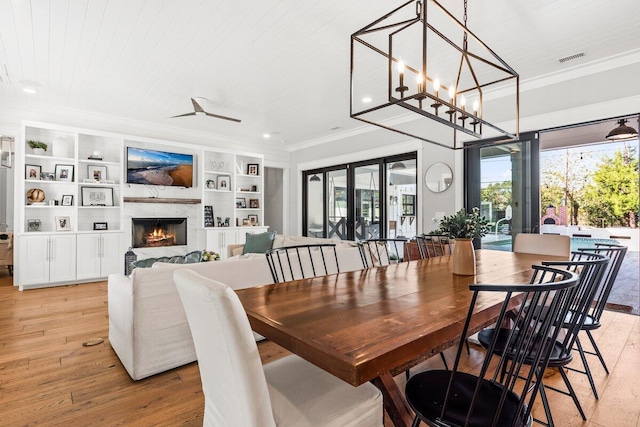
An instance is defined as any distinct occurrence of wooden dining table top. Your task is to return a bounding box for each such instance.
[235,249,565,388]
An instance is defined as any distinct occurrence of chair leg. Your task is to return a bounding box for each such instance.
[586,330,609,374]
[575,335,599,399]
[558,367,587,421]
[465,338,470,355]
[411,415,421,427]
[439,352,449,370]
[537,381,555,427]
[405,369,410,381]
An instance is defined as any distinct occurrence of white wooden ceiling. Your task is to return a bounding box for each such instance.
[0,0,639,150]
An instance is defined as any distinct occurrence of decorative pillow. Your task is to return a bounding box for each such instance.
[243,231,276,254]
[131,251,203,269]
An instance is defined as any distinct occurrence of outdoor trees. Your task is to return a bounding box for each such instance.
[583,146,639,227]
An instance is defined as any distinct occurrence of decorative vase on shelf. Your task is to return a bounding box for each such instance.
[452,238,476,276]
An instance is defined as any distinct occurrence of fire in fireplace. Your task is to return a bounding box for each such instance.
[132,218,187,248]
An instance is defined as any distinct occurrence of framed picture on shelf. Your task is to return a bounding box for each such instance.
[55,216,71,231]
[217,175,230,191]
[87,165,107,182]
[61,195,73,206]
[55,164,74,182]
[81,186,114,206]
[247,163,259,176]
[25,164,41,180]
[41,172,55,181]
[249,198,259,208]
[248,214,258,225]
[235,198,246,209]
[27,219,41,232]
[251,185,258,192]
[93,222,108,230]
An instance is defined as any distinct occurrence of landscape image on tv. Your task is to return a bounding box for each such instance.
[127,147,193,187]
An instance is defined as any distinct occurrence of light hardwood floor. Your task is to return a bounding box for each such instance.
[0,270,638,426]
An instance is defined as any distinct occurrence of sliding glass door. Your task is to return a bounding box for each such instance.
[303,153,416,241]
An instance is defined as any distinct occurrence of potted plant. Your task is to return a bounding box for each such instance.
[438,207,489,275]
[27,140,48,155]
[200,250,220,262]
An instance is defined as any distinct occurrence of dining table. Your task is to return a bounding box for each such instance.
[234,249,566,427]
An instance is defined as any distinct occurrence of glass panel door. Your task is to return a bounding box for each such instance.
[327,168,348,240]
[354,164,380,240]
[386,158,418,239]
[305,173,324,237]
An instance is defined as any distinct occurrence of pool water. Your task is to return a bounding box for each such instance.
[482,237,620,252]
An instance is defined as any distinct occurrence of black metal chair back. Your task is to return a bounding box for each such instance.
[415,234,452,259]
[405,265,579,427]
[265,244,339,283]
[578,243,627,325]
[357,238,408,268]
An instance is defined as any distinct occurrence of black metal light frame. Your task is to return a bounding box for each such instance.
[350,0,520,150]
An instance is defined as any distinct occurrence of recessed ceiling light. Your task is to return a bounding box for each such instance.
[362,97,372,103]
[263,134,270,138]
[23,87,37,94]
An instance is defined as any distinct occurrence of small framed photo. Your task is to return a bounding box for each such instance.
[55,164,74,182]
[248,214,258,225]
[41,171,55,181]
[247,163,259,176]
[87,165,107,182]
[27,219,41,232]
[251,185,258,192]
[235,198,246,209]
[26,164,41,180]
[93,222,108,231]
[217,175,230,191]
[81,186,114,206]
[55,216,71,231]
[249,198,259,208]
[61,195,74,206]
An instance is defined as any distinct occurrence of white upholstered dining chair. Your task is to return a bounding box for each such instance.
[174,269,383,427]
[513,233,571,257]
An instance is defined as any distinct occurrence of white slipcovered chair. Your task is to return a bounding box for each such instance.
[513,233,571,257]
[173,269,383,427]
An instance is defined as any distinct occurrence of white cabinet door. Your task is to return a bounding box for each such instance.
[77,233,122,280]
[18,234,50,285]
[205,229,237,259]
[76,234,101,280]
[49,234,76,282]
[100,233,122,276]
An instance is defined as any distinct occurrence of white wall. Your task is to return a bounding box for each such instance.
[264,167,284,234]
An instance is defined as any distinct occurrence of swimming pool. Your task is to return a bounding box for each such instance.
[482,236,620,252]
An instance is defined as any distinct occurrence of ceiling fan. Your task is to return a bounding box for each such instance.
[171,98,241,123]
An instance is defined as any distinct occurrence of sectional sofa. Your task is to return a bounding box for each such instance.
[107,234,365,380]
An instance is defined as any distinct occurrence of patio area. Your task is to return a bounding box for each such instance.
[483,236,639,315]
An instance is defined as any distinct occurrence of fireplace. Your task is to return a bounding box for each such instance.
[132,218,187,248]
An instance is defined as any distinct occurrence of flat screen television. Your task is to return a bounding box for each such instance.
[126,147,193,188]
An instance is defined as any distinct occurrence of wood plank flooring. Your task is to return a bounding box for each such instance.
[0,270,638,426]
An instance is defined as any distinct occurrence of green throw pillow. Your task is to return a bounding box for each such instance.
[243,231,276,254]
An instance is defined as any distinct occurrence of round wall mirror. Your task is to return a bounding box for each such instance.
[424,163,453,193]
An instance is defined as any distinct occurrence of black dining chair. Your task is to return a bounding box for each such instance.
[265,244,339,283]
[570,243,627,398]
[357,238,409,268]
[405,265,579,427]
[414,234,452,259]
[478,251,609,426]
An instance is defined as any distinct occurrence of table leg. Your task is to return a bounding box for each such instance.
[371,372,414,427]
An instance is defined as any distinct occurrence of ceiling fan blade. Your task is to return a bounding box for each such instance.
[191,98,205,113]
[205,112,241,123]
[170,112,197,118]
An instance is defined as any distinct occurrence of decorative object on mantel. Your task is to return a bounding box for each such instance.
[350,0,519,150]
[124,247,137,275]
[438,207,489,275]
